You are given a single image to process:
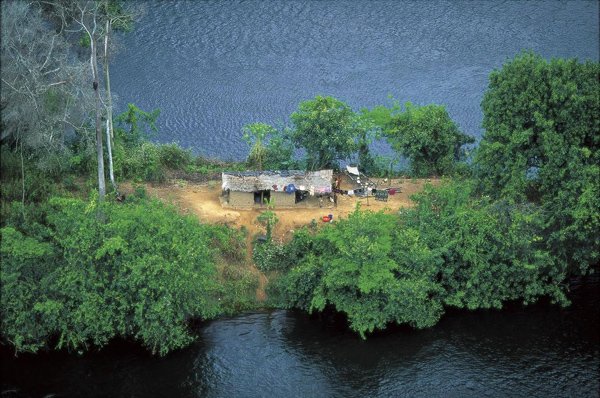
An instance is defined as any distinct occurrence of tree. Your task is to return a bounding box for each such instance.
[474,52,600,274]
[99,0,134,192]
[271,181,571,338]
[45,0,137,199]
[290,96,360,170]
[69,1,107,200]
[1,197,223,356]
[384,102,474,177]
[0,1,92,152]
[273,209,444,337]
[403,181,568,309]
[242,123,297,170]
[1,1,93,207]
[242,123,275,171]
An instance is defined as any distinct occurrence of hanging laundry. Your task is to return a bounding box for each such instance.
[286,184,296,194]
[347,190,354,196]
[309,186,315,196]
[299,185,306,191]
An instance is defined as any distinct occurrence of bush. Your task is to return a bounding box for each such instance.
[158,143,193,170]
[271,181,570,338]
[1,196,224,356]
[219,262,259,314]
[253,241,287,272]
[118,142,165,182]
[403,180,569,308]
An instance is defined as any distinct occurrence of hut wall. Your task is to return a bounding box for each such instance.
[271,191,296,207]
[229,191,255,208]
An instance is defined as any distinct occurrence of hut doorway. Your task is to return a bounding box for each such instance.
[254,190,271,205]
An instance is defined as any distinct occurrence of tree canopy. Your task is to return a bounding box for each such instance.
[382,102,473,177]
[474,51,600,273]
[0,197,228,356]
[269,180,568,338]
[290,96,360,170]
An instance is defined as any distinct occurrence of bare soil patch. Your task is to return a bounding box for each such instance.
[134,177,439,242]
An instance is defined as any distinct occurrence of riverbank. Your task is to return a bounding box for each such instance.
[121,176,440,302]
[2,282,598,398]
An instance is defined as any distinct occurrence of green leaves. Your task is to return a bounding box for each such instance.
[242,123,297,170]
[1,197,224,356]
[383,102,474,177]
[273,209,445,337]
[475,51,600,274]
[273,180,571,338]
[404,181,568,309]
[290,96,362,170]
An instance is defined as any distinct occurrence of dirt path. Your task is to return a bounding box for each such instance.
[131,177,439,301]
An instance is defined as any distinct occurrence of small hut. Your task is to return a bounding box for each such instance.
[221,170,333,208]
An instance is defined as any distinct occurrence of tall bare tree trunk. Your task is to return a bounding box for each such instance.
[104,19,116,191]
[91,29,106,201]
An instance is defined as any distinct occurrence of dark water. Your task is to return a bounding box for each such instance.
[1,283,599,397]
[110,0,599,159]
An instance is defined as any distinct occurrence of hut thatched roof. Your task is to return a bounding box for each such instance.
[222,170,333,193]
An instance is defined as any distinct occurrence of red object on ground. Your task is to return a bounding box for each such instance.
[322,216,330,222]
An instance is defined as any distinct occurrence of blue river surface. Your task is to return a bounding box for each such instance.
[109,0,598,160]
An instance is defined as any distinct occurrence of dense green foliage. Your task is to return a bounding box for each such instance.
[269,181,569,337]
[0,196,250,356]
[242,122,298,170]
[386,103,474,176]
[290,96,361,170]
[403,182,568,308]
[270,209,444,336]
[364,102,474,177]
[474,52,600,274]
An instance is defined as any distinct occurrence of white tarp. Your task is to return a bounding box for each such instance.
[346,165,360,176]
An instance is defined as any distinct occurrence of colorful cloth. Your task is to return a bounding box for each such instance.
[285,184,296,194]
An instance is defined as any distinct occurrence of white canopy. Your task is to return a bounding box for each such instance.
[346,165,360,176]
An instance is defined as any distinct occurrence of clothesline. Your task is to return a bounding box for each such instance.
[333,187,400,196]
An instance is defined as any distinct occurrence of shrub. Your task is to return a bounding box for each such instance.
[158,143,193,170]
[1,196,225,356]
[118,142,165,182]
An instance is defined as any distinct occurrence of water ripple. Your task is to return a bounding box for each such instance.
[111,0,598,160]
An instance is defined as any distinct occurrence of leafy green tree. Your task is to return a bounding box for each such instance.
[270,181,570,338]
[474,52,600,274]
[114,103,160,147]
[242,123,298,171]
[384,102,474,177]
[242,123,274,171]
[273,209,444,337]
[402,181,568,309]
[290,96,360,170]
[1,197,223,356]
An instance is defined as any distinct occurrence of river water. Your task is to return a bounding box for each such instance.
[109,0,598,159]
[1,282,598,397]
